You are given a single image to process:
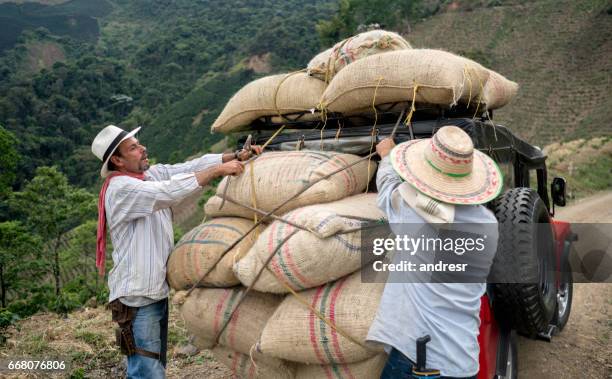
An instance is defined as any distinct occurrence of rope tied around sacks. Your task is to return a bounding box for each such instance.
[185,149,379,297]
[364,76,385,193]
[272,69,307,123]
[183,153,382,353]
[218,123,285,211]
[219,194,382,237]
[182,112,404,356]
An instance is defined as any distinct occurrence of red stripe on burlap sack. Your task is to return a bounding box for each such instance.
[231,350,240,374]
[268,219,286,282]
[248,355,256,379]
[228,304,240,350]
[280,209,315,288]
[309,285,335,378]
[306,154,353,195]
[329,154,357,193]
[268,208,314,290]
[329,277,355,379]
[213,289,232,336]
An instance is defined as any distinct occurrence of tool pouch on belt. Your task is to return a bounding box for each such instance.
[109,300,160,360]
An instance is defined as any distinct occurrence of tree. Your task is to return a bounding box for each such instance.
[316,0,425,46]
[10,167,96,304]
[0,125,18,199]
[60,220,108,306]
[0,221,43,309]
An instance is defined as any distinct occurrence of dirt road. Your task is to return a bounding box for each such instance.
[518,191,612,379]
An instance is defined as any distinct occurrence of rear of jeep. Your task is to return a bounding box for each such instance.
[235,107,575,379]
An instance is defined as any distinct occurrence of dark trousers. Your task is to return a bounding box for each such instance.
[380,348,477,379]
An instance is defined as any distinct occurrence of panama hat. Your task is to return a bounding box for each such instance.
[389,125,503,205]
[91,125,141,178]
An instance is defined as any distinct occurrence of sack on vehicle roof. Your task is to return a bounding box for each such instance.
[204,151,377,219]
[182,287,282,355]
[307,29,412,82]
[211,72,325,134]
[320,49,490,114]
[295,353,387,379]
[212,346,295,379]
[234,194,385,293]
[167,217,264,289]
[257,271,385,364]
[482,70,519,110]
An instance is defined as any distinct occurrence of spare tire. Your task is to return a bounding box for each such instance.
[489,188,557,337]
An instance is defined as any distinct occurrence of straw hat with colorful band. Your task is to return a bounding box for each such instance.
[389,125,503,205]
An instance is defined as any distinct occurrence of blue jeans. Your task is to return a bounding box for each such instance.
[380,348,477,379]
[127,299,168,379]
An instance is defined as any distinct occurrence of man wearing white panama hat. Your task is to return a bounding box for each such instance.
[367,125,502,378]
[91,124,261,378]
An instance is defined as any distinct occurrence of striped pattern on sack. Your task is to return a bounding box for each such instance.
[258,271,385,364]
[307,30,412,81]
[167,217,263,289]
[212,346,295,379]
[234,194,386,294]
[295,353,387,379]
[181,287,282,355]
[204,151,377,219]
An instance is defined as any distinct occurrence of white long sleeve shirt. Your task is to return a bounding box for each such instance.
[105,154,222,306]
[366,157,498,377]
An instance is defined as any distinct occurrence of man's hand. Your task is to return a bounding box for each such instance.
[376,138,396,158]
[237,145,263,161]
[194,160,245,186]
[217,160,244,176]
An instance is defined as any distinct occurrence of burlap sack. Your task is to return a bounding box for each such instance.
[167,218,264,289]
[482,70,519,110]
[295,353,387,379]
[234,194,386,293]
[182,287,282,355]
[258,271,385,364]
[212,346,295,379]
[211,72,325,133]
[205,151,377,219]
[321,49,490,114]
[308,30,412,82]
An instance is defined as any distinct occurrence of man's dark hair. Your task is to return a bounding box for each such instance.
[107,149,122,172]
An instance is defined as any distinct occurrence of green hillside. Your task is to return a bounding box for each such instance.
[0,0,610,357]
[407,0,611,145]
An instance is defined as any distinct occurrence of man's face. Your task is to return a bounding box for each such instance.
[110,137,150,174]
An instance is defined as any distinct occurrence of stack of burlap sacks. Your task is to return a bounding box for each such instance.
[210,29,518,134]
[167,30,520,378]
[168,150,394,378]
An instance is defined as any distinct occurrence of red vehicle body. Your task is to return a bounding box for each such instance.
[477,218,573,378]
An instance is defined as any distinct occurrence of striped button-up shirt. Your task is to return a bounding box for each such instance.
[105,154,222,306]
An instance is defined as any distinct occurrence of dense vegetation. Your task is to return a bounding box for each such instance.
[0,0,337,328]
[0,0,609,338]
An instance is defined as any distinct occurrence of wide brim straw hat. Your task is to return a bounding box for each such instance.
[389,125,503,205]
[91,125,141,178]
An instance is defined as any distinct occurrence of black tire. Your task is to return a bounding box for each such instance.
[552,256,573,332]
[489,188,557,338]
[496,330,518,379]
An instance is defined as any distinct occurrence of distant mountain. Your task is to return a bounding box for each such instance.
[0,0,336,189]
[0,0,112,52]
[0,0,609,191]
[407,0,611,145]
